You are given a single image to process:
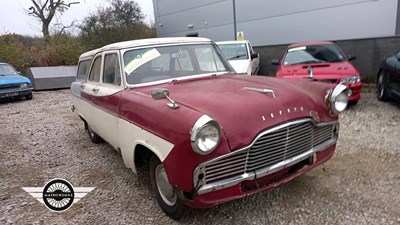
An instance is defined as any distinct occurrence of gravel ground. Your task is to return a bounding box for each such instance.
[0,89,399,225]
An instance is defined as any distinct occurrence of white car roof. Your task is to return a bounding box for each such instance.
[79,37,212,60]
[216,40,250,45]
[102,37,212,51]
[79,48,98,59]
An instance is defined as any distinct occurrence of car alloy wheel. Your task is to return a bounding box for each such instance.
[377,71,389,101]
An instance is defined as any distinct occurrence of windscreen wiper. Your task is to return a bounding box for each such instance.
[228,54,247,60]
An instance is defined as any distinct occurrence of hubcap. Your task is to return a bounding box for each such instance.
[88,127,95,138]
[155,164,177,206]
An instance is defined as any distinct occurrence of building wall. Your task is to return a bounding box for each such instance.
[255,36,400,83]
[153,0,398,46]
[153,0,400,83]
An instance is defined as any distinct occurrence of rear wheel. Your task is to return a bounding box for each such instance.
[149,155,185,220]
[377,71,390,101]
[87,124,102,144]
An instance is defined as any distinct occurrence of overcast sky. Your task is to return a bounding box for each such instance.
[0,0,154,36]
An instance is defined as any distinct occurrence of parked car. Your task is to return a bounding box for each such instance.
[376,50,400,102]
[216,40,259,75]
[0,62,33,100]
[271,41,362,104]
[71,37,349,219]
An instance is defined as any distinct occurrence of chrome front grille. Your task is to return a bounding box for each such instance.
[194,119,338,190]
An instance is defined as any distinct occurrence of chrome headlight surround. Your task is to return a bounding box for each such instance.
[190,115,221,155]
[329,84,349,115]
[340,75,361,84]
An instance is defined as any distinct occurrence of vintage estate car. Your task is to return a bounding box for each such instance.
[216,40,259,75]
[377,50,400,102]
[0,62,33,100]
[271,41,362,104]
[71,37,349,219]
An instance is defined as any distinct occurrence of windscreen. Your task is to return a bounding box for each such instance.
[284,44,345,65]
[218,43,249,60]
[0,64,18,75]
[123,43,234,85]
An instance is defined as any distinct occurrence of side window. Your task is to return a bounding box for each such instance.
[88,56,102,82]
[103,53,121,85]
[77,59,91,81]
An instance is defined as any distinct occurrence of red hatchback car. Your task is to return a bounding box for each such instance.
[272,41,362,104]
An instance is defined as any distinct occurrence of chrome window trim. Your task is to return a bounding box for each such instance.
[193,118,339,195]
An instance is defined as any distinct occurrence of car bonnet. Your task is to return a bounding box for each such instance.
[138,75,334,150]
[0,74,31,85]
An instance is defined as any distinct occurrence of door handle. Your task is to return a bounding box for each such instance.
[92,88,99,93]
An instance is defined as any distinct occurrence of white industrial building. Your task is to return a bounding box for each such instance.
[152,0,399,46]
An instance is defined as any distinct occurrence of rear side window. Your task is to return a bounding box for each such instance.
[103,53,121,85]
[88,56,102,82]
[77,59,91,81]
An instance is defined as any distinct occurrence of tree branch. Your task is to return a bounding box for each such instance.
[27,0,80,38]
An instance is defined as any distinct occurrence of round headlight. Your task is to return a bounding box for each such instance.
[330,84,349,115]
[334,92,348,113]
[191,115,221,155]
[20,83,28,88]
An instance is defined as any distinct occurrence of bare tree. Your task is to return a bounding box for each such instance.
[28,0,79,38]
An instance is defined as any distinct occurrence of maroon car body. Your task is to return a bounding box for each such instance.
[272,41,362,103]
[71,37,349,219]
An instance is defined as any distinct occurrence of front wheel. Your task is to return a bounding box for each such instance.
[25,94,32,100]
[149,155,185,220]
[377,71,390,101]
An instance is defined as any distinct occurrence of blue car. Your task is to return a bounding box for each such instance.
[0,62,33,100]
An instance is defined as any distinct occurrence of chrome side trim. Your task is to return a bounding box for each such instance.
[243,87,276,98]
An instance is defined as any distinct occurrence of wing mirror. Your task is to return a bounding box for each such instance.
[151,88,170,100]
[151,88,179,109]
[348,55,356,61]
[250,52,259,60]
[271,59,280,65]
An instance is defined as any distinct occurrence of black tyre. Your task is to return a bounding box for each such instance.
[377,71,390,101]
[149,155,185,220]
[25,94,33,100]
[87,124,102,144]
[348,101,358,107]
